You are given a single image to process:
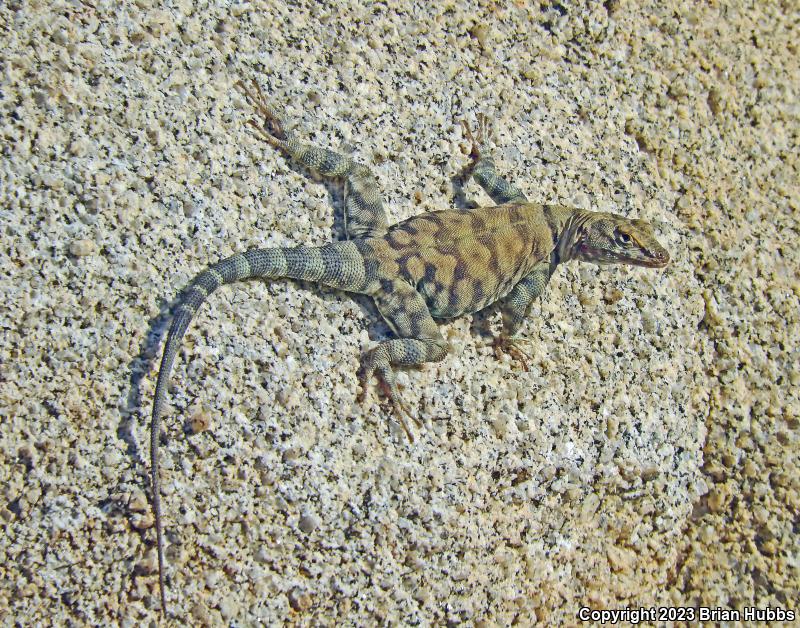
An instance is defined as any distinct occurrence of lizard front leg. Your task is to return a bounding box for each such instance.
[495,261,553,370]
[460,113,528,205]
[362,280,448,441]
[239,79,389,239]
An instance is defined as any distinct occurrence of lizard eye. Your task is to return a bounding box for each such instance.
[616,231,631,245]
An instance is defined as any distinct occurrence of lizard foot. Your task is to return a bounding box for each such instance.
[460,113,494,165]
[359,365,420,442]
[236,78,289,148]
[493,335,532,371]
[379,379,422,443]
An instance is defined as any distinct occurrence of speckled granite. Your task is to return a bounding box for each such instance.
[1,0,797,624]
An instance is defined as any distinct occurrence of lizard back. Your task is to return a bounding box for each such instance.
[360,203,557,318]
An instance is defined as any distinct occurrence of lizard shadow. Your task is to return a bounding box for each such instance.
[119,300,173,469]
[279,154,350,241]
[450,161,480,212]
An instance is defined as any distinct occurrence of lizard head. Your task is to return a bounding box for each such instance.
[569,213,670,268]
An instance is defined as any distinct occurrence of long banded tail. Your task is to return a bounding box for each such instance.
[150,240,369,614]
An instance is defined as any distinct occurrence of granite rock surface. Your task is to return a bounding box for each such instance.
[1,0,797,624]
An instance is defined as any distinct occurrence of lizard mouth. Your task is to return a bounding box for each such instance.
[576,245,670,268]
[639,250,670,268]
[594,250,670,268]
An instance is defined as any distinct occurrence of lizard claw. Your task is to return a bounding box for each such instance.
[377,375,421,442]
[460,113,494,164]
[359,365,420,442]
[493,335,532,371]
[236,78,289,147]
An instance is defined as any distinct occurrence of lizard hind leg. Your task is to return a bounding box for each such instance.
[239,78,389,240]
[361,281,449,441]
[460,114,528,205]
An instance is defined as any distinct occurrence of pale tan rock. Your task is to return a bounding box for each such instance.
[2,0,796,624]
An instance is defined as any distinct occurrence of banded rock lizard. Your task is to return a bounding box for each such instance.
[149,82,670,615]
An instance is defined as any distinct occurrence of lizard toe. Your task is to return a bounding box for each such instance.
[238,79,289,144]
[460,118,483,163]
[493,335,532,371]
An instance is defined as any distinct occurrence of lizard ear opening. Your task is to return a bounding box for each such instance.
[573,225,588,248]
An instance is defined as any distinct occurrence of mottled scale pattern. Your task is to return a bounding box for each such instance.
[500,262,553,337]
[152,242,370,421]
[256,92,390,241]
[461,113,527,205]
[360,203,557,318]
[345,165,389,239]
[472,157,528,205]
